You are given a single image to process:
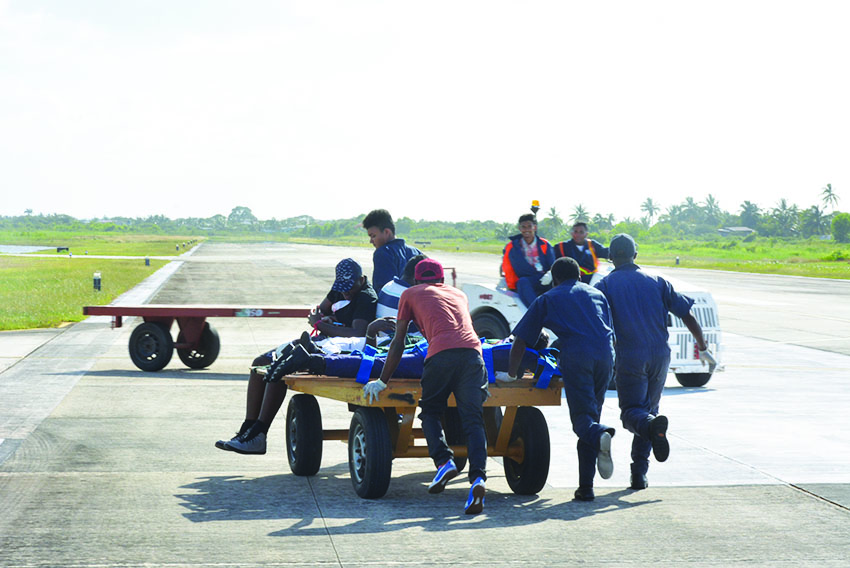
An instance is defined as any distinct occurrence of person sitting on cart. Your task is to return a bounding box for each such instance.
[502,213,556,308]
[553,222,610,284]
[215,258,378,456]
[274,254,428,363]
[361,258,490,515]
[506,256,616,502]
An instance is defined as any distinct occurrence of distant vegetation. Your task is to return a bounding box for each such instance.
[4,185,845,243]
[2,185,848,285]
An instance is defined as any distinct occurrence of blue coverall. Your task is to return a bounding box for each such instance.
[595,263,694,477]
[512,279,615,489]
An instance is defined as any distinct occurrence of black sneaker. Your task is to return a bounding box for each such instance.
[649,415,670,462]
[574,486,595,501]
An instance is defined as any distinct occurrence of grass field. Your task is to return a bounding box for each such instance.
[0,256,168,330]
[275,235,850,279]
[0,230,201,256]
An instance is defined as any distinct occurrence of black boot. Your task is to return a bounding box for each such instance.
[299,331,320,354]
[306,354,326,375]
[630,463,648,490]
[266,345,311,383]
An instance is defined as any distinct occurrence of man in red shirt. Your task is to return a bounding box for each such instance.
[363,259,488,515]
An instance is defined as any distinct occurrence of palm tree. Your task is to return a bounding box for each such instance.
[571,204,590,224]
[821,183,839,211]
[799,205,827,237]
[772,198,799,235]
[640,198,660,226]
[703,194,723,225]
[739,201,760,228]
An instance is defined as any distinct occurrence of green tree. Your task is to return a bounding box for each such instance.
[739,201,760,228]
[821,183,840,211]
[571,204,590,224]
[227,206,258,227]
[769,199,799,235]
[640,198,660,226]
[703,194,723,225]
[832,212,850,243]
[799,205,828,237]
[538,207,564,240]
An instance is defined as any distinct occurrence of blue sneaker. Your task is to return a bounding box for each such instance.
[464,477,485,514]
[428,459,459,494]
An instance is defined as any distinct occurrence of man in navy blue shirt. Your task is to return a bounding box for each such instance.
[362,209,422,291]
[554,222,610,284]
[506,257,616,501]
[595,234,716,490]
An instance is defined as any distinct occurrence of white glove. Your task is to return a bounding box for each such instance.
[539,271,553,286]
[698,348,717,373]
[363,379,387,404]
[494,371,517,383]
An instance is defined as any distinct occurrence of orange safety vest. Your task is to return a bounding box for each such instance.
[503,239,550,290]
[555,240,599,276]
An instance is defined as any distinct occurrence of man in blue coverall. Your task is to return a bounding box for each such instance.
[554,222,610,284]
[362,209,422,291]
[506,256,616,501]
[595,234,717,490]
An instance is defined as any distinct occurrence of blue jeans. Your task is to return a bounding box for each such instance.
[561,351,614,488]
[614,347,670,475]
[419,348,489,483]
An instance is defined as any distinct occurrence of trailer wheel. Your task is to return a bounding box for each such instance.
[176,323,221,369]
[286,394,323,476]
[504,407,550,495]
[443,408,467,473]
[129,322,173,371]
[676,372,712,387]
[348,407,393,499]
[471,312,510,340]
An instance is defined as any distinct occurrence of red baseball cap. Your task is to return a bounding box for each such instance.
[414,258,444,282]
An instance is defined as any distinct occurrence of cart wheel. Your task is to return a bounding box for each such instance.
[675,372,712,387]
[504,406,550,495]
[129,322,173,372]
[348,407,393,499]
[471,312,510,340]
[176,323,221,369]
[286,394,323,476]
[443,408,467,473]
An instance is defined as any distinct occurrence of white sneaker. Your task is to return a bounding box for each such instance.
[597,431,614,479]
[225,431,267,455]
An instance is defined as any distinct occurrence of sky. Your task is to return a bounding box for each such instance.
[1,1,848,225]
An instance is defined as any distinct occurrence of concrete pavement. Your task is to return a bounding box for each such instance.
[1,242,849,567]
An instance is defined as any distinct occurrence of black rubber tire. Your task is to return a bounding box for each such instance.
[348,407,393,499]
[176,323,221,369]
[471,312,510,340]
[286,394,323,476]
[676,372,712,387]
[442,408,468,473]
[128,322,174,372]
[504,406,551,495]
